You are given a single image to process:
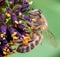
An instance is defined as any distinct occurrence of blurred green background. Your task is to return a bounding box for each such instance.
[8,0,60,57]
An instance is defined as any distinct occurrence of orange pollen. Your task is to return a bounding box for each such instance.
[22,40,29,45]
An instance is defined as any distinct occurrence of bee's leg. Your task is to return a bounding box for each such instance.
[29,30,35,39]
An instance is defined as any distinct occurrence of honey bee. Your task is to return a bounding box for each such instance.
[17,9,58,53]
[17,33,41,53]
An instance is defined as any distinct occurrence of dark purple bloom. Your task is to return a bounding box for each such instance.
[20,30,26,35]
[14,4,29,13]
[18,24,26,30]
[1,39,7,44]
[20,0,29,12]
[22,3,29,8]
[5,8,12,17]
[17,5,22,9]
[6,8,12,14]
[21,6,28,12]
[21,8,27,12]
[8,25,16,34]
[15,9,20,15]
[0,14,4,22]
[16,31,22,39]
[0,44,4,50]
[0,24,7,34]
[23,15,31,21]
[17,1,29,12]
[11,13,17,21]
[11,13,18,24]
[15,5,22,15]
[20,0,27,4]
[0,54,2,57]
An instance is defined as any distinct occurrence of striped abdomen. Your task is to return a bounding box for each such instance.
[17,34,42,53]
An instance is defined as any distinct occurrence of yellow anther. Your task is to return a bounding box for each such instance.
[13,36,18,40]
[9,1,13,4]
[23,34,30,40]
[0,42,1,44]
[19,12,22,16]
[29,1,33,5]
[26,34,29,36]
[7,49,10,53]
[31,19,36,22]
[5,12,11,17]
[15,21,19,24]
[3,51,7,55]
[3,49,6,51]
[24,37,30,40]
[0,34,4,37]
[6,43,9,46]
[18,21,22,24]
[11,32,17,37]
[9,41,14,45]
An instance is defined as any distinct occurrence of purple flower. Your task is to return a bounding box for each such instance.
[0,14,4,22]
[0,54,2,57]
[21,7,28,12]
[15,9,20,15]
[20,0,27,4]
[19,14,31,21]
[0,44,4,50]
[17,5,22,9]
[19,1,29,12]
[1,39,7,45]
[11,13,18,24]
[21,0,29,12]
[16,31,22,39]
[8,25,16,34]
[22,3,29,8]
[14,5,22,15]
[6,8,12,14]
[20,30,26,35]
[21,8,27,12]
[23,15,31,21]
[5,8,12,17]
[0,24,7,34]
[18,24,26,31]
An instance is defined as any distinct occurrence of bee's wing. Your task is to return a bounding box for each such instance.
[42,29,58,47]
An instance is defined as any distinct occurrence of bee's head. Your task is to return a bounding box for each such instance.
[28,9,48,30]
[28,9,41,15]
[28,9,41,20]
